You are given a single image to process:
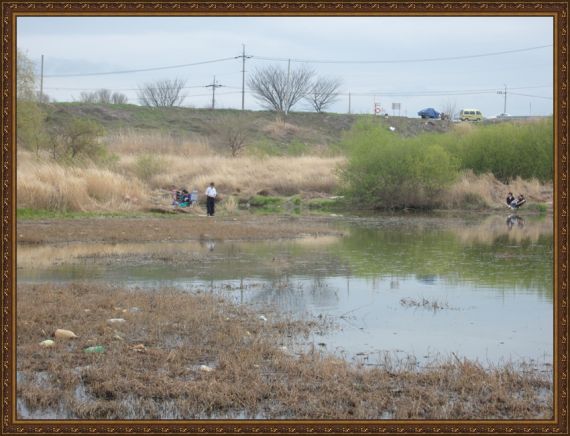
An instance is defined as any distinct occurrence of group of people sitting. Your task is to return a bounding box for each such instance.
[506,192,526,209]
[172,187,198,208]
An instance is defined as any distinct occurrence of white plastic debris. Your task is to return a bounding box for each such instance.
[199,365,214,372]
[107,318,126,325]
[54,329,78,339]
[259,315,268,322]
[389,126,396,132]
[39,339,55,347]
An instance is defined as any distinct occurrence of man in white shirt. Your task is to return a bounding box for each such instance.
[205,182,217,216]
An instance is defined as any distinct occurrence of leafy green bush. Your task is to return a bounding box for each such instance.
[450,118,553,182]
[340,120,458,209]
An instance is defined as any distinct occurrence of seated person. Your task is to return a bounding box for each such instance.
[510,194,526,209]
[506,192,515,206]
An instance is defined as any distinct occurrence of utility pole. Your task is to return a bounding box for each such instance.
[497,84,508,114]
[39,54,44,103]
[205,76,222,109]
[348,91,351,114]
[239,44,251,110]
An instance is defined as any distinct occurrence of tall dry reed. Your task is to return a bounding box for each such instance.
[17,157,148,212]
[444,170,552,209]
[119,154,344,196]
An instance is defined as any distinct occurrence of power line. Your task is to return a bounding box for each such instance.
[41,43,551,79]
[43,56,238,78]
[252,44,552,65]
[509,92,553,100]
[45,84,551,94]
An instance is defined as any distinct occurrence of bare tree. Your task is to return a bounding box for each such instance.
[79,91,97,103]
[305,77,341,113]
[17,49,37,101]
[248,65,314,115]
[137,78,187,108]
[219,115,250,157]
[79,89,126,104]
[111,92,128,104]
[95,89,112,104]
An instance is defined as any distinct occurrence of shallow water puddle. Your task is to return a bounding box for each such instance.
[18,214,553,366]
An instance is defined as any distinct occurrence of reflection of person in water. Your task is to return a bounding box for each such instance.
[506,215,525,229]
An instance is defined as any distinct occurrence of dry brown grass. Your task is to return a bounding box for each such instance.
[118,154,343,195]
[444,170,552,209]
[106,130,212,156]
[17,156,148,212]
[17,283,552,420]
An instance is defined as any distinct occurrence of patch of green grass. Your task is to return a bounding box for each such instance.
[248,195,283,209]
[17,208,152,221]
[306,198,343,211]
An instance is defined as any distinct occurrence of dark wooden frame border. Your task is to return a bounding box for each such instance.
[1,1,567,434]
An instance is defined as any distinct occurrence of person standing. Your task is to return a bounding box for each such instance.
[205,182,217,216]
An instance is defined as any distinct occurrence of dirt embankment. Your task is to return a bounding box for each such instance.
[17,215,344,244]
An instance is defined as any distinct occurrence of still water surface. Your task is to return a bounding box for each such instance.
[18,214,553,366]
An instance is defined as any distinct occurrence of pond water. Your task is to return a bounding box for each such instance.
[18,214,553,367]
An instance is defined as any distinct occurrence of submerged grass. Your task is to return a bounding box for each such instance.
[17,283,552,420]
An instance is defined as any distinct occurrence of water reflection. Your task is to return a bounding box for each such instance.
[507,214,525,230]
[17,214,553,364]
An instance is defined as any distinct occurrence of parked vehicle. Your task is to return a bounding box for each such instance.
[459,109,483,121]
[418,108,440,119]
[496,113,511,119]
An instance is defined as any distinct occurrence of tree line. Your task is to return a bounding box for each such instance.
[77,65,341,114]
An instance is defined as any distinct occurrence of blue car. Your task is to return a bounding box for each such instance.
[418,108,440,119]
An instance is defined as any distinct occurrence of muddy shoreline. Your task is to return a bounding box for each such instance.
[17,214,349,244]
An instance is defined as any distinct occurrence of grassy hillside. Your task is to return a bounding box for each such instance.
[42,103,462,156]
[18,103,552,214]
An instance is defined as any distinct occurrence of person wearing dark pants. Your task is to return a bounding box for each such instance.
[205,182,217,216]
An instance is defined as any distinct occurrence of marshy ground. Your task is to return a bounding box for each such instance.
[17,283,552,420]
[16,212,554,420]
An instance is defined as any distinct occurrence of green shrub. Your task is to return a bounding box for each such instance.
[451,118,553,182]
[134,153,166,182]
[340,120,459,209]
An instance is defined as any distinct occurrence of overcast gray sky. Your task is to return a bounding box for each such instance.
[17,16,553,117]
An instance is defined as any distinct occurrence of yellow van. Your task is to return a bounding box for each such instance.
[459,109,483,121]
